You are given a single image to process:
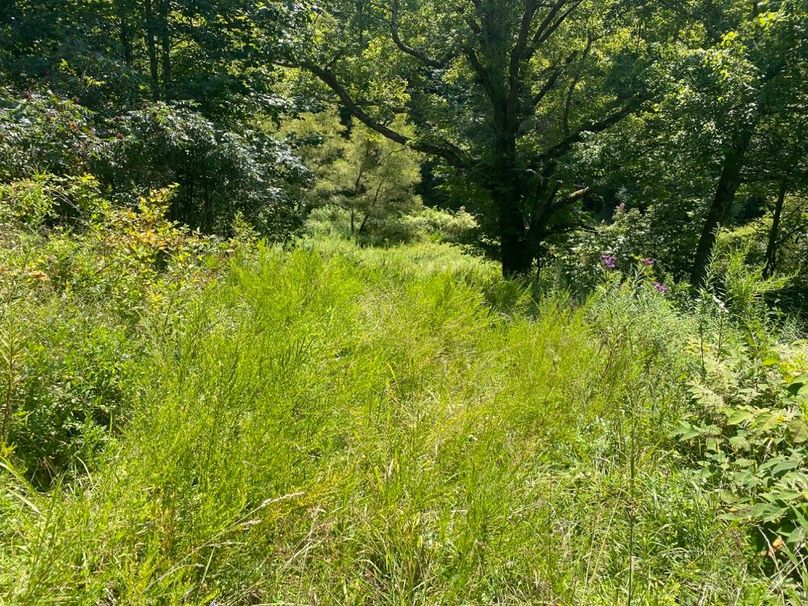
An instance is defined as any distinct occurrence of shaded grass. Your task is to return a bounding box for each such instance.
[0,243,785,604]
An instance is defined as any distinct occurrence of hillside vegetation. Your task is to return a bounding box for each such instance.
[1,0,807,603]
[2,233,807,604]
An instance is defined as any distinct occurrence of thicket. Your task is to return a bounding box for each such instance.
[0,92,309,239]
[0,176,233,486]
[0,237,805,604]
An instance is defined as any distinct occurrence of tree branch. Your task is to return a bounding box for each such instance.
[551,186,591,210]
[531,51,578,109]
[463,46,503,109]
[507,0,540,124]
[391,0,447,69]
[300,62,470,168]
[527,0,581,62]
[561,36,593,137]
[535,95,645,166]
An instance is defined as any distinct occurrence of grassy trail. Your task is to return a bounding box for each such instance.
[0,244,783,604]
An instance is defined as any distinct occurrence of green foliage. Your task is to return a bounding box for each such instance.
[0,0,806,602]
[288,0,681,273]
[0,0,303,116]
[718,192,808,319]
[708,244,790,322]
[0,178,228,486]
[0,92,99,181]
[397,206,480,245]
[0,242,803,604]
[0,91,312,240]
[676,327,808,582]
[305,205,480,247]
[551,203,687,289]
[670,259,808,590]
[102,102,309,237]
[281,110,423,238]
[0,174,105,229]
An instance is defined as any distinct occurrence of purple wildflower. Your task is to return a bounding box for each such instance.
[600,254,617,270]
[642,257,655,267]
[654,282,668,294]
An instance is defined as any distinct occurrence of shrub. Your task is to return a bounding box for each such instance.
[305,205,480,247]
[397,206,480,245]
[551,201,701,292]
[0,173,105,230]
[100,103,309,238]
[0,91,100,181]
[672,264,808,582]
[0,179,228,486]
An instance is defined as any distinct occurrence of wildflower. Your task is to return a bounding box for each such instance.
[600,254,617,270]
[642,257,655,267]
[654,282,668,294]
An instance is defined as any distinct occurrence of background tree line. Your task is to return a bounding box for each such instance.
[0,0,805,300]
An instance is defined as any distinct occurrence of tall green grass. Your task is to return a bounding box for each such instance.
[0,243,790,604]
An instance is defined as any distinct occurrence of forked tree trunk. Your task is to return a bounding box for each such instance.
[690,126,755,286]
[763,179,787,279]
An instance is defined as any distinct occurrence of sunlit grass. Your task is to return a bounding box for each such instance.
[0,243,783,604]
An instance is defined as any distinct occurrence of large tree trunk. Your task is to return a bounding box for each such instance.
[763,179,787,279]
[492,133,532,277]
[499,196,531,277]
[144,0,160,101]
[690,126,755,286]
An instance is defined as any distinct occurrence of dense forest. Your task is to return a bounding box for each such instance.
[0,1,807,604]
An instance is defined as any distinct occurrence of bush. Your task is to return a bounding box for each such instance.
[716,201,808,322]
[101,103,309,238]
[0,94,311,241]
[0,178,229,486]
[305,205,480,247]
[0,91,100,181]
[670,259,808,583]
[397,206,480,244]
[0,173,105,230]
[551,201,701,292]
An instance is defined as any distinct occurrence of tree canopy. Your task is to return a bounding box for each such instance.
[0,0,805,284]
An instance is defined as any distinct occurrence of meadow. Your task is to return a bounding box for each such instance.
[2,233,806,605]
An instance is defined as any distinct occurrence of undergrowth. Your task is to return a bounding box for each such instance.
[1,240,805,604]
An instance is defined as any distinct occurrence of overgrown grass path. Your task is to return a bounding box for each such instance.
[2,245,770,604]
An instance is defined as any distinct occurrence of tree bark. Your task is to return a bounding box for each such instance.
[116,0,133,66]
[690,126,755,286]
[144,0,160,101]
[763,179,787,279]
[159,0,171,99]
[492,132,532,277]
[499,198,531,277]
